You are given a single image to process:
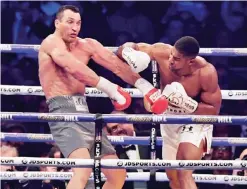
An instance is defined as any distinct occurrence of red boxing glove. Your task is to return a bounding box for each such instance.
[144,88,168,114]
[112,86,132,111]
[96,77,132,111]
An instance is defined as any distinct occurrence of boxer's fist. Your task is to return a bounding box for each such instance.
[162,82,198,113]
[96,77,131,111]
[116,42,138,60]
[116,43,150,73]
[144,88,168,114]
[111,86,131,111]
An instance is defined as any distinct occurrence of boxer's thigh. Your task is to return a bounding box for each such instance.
[49,121,95,158]
[161,124,180,160]
[177,124,213,160]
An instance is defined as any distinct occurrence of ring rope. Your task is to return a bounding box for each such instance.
[2,133,247,146]
[1,157,246,170]
[1,44,247,56]
[1,85,247,100]
[1,112,246,124]
[1,171,246,185]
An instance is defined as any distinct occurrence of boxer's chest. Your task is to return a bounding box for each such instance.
[159,61,201,99]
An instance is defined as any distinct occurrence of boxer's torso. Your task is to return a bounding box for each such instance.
[39,35,91,99]
[154,48,207,102]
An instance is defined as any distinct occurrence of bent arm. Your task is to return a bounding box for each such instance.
[87,38,141,86]
[42,37,100,87]
[118,42,171,60]
[193,65,222,115]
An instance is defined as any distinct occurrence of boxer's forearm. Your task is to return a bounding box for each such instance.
[112,56,141,85]
[92,50,141,86]
[193,102,218,115]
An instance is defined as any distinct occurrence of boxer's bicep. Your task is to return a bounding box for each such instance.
[199,65,222,114]
[44,37,70,68]
[136,43,154,59]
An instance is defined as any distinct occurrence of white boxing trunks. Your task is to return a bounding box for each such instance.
[160,123,213,160]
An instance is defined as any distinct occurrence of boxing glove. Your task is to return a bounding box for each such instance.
[96,77,131,110]
[134,78,168,114]
[121,47,151,73]
[162,82,198,113]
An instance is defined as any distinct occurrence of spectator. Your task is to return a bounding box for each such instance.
[105,110,165,189]
[107,1,154,43]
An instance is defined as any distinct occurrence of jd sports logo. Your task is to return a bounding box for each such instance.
[117,161,123,166]
[22,159,28,165]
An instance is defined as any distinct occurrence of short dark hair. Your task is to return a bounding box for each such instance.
[56,5,80,20]
[174,36,200,58]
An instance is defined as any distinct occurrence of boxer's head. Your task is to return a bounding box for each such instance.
[169,36,200,75]
[55,5,81,43]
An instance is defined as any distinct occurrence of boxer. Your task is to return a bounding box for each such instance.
[117,36,222,189]
[38,5,168,189]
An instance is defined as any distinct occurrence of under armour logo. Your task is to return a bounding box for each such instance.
[182,126,193,133]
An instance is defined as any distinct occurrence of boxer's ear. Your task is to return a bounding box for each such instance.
[188,58,195,66]
[54,19,59,29]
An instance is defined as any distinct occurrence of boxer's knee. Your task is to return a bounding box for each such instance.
[166,170,181,189]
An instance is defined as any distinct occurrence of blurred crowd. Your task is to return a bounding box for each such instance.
[1,1,247,189]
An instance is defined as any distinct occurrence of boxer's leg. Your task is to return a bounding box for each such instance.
[176,125,213,189]
[161,124,181,189]
[100,128,126,189]
[67,148,92,189]
[101,154,126,189]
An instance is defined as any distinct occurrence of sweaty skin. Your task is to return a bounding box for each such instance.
[39,35,140,99]
[118,42,222,189]
[118,42,222,115]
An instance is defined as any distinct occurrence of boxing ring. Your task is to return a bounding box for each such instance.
[1,44,247,188]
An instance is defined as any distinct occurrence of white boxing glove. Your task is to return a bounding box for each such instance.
[162,82,198,113]
[122,47,151,73]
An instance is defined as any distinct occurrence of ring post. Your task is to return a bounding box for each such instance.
[94,114,103,189]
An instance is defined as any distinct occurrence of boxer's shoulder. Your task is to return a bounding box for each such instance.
[41,34,65,51]
[196,56,216,74]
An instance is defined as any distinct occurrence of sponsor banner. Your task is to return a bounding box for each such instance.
[21,158,76,167]
[0,172,17,179]
[38,114,79,122]
[179,162,234,168]
[193,175,217,181]
[117,161,172,168]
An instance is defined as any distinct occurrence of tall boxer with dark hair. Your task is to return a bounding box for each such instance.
[117,36,222,189]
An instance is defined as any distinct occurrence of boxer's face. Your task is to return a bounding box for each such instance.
[56,9,81,42]
[107,123,134,136]
[169,47,193,73]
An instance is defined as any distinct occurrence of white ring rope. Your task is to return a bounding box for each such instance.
[1,171,246,185]
[1,157,246,170]
[1,44,247,56]
[1,85,247,100]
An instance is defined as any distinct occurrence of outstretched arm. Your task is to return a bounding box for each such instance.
[85,38,141,86]
[41,36,100,87]
[40,36,132,110]
[194,64,222,115]
[85,38,169,114]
